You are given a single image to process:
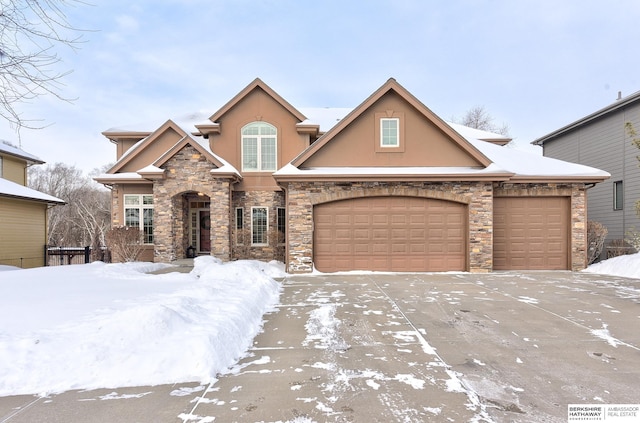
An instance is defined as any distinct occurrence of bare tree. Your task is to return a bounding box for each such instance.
[28,162,110,246]
[0,0,84,129]
[453,105,510,136]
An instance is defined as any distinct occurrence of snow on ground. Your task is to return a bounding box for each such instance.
[0,252,636,399]
[0,257,284,397]
[582,252,640,279]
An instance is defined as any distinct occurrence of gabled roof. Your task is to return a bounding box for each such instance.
[532,90,640,145]
[96,121,241,184]
[290,78,493,168]
[208,78,307,123]
[0,141,45,165]
[107,120,188,174]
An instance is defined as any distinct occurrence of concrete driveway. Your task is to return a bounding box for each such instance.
[2,271,639,422]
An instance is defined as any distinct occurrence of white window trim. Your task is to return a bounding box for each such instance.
[242,122,277,172]
[124,194,154,244]
[380,117,400,147]
[251,206,269,246]
[613,180,624,211]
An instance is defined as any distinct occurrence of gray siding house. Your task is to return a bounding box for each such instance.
[532,91,640,255]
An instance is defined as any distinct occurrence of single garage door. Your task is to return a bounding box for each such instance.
[313,196,467,272]
[493,197,569,270]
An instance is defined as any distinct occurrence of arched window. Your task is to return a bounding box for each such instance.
[241,122,277,171]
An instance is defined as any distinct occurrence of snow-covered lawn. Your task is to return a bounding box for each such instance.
[0,257,284,397]
[0,252,636,398]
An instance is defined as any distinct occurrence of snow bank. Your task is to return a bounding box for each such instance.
[0,257,283,396]
[583,252,640,279]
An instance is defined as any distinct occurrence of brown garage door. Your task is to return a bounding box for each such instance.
[313,196,467,272]
[493,197,569,270]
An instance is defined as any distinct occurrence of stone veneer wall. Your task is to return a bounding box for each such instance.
[284,181,494,274]
[153,145,234,262]
[494,182,587,271]
[231,190,285,261]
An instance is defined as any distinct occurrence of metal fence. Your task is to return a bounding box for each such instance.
[45,246,111,266]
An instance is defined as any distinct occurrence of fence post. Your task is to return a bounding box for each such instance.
[44,245,49,267]
[84,246,90,264]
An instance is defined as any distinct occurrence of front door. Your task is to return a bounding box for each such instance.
[199,210,211,252]
[190,207,211,254]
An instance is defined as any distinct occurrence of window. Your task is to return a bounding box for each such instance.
[277,207,286,245]
[381,118,399,147]
[124,194,154,243]
[235,207,244,244]
[277,208,286,235]
[251,207,268,245]
[242,122,277,171]
[236,207,244,230]
[374,112,405,152]
[614,181,624,210]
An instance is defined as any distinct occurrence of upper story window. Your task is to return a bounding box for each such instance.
[614,180,623,211]
[381,118,399,147]
[374,112,405,153]
[242,122,277,171]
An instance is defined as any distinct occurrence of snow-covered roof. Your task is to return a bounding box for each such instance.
[274,134,610,182]
[98,122,241,183]
[298,107,352,132]
[0,178,65,204]
[467,137,610,179]
[105,108,352,136]
[104,111,212,134]
[0,141,45,164]
[447,122,511,143]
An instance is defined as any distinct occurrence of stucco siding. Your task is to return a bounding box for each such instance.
[0,197,47,268]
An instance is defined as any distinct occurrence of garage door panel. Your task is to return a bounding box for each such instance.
[314,196,467,272]
[494,197,569,270]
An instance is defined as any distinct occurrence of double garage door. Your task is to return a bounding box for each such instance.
[313,196,467,272]
[313,196,570,272]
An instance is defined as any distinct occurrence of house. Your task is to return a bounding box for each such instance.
[532,90,640,256]
[0,141,65,268]
[95,78,609,273]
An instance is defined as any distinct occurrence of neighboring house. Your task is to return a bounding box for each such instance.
[0,141,65,268]
[532,90,640,256]
[95,78,609,273]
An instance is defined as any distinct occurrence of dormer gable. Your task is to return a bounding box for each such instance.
[291,78,492,169]
[108,120,190,174]
[208,78,306,126]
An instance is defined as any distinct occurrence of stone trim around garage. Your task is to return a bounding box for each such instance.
[284,181,494,274]
[283,181,588,274]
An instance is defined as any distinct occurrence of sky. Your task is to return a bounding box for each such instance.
[2,0,640,174]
